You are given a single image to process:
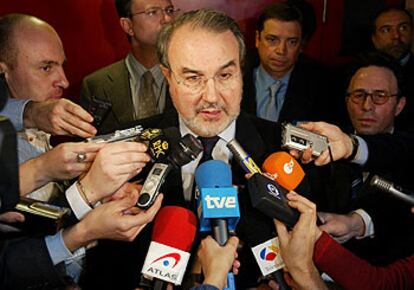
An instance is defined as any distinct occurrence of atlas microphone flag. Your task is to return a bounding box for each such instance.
[141,206,197,286]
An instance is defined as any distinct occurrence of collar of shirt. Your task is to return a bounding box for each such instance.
[125,52,164,87]
[179,116,236,201]
[254,64,291,119]
[125,53,167,114]
[400,52,411,67]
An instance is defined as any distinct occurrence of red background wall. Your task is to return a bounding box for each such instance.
[0,0,402,103]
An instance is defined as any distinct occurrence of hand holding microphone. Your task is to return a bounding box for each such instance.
[197,235,240,290]
[195,160,240,290]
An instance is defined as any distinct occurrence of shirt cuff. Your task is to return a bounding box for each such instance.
[65,181,93,220]
[45,229,86,266]
[352,209,375,238]
[350,136,368,165]
[45,230,86,282]
[0,98,31,131]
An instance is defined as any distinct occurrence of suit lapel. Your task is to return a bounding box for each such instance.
[105,61,135,125]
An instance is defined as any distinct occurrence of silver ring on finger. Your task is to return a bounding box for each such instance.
[76,152,87,163]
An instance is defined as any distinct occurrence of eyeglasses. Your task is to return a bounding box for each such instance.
[169,69,241,94]
[347,89,398,105]
[129,6,180,18]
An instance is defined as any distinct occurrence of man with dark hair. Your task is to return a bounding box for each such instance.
[371,5,414,132]
[241,2,334,124]
[80,0,179,133]
[308,52,413,267]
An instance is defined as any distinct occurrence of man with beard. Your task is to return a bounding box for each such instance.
[81,9,286,289]
[371,5,414,131]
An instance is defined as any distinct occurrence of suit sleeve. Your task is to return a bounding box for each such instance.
[362,132,414,173]
[80,78,93,111]
[0,237,69,289]
[314,232,414,290]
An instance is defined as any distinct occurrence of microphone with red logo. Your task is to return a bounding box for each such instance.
[242,211,289,290]
[141,206,197,289]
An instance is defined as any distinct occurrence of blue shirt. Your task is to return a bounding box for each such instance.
[254,64,291,122]
[0,98,29,131]
[45,230,85,282]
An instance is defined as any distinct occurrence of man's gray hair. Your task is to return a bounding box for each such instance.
[157,8,246,68]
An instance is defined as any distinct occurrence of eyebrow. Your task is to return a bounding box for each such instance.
[39,59,67,66]
[180,60,237,74]
[379,21,412,28]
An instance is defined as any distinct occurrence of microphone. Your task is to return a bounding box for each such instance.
[248,174,300,228]
[227,139,262,174]
[137,131,203,209]
[243,213,289,290]
[141,206,197,288]
[195,160,240,290]
[226,141,292,288]
[370,175,414,206]
[226,139,299,228]
[262,152,305,191]
[195,160,240,245]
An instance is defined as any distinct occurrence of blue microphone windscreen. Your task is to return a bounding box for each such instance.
[195,160,232,187]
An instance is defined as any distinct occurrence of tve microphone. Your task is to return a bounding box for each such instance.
[195,160,240,290]
[195,160,240,245]
[262,152,305,191]
[370,175,414,206]
[137,132,203,209]
[141,206,197,288]
[227,139,262,174]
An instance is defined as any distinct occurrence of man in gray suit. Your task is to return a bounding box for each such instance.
[80,0,178,133]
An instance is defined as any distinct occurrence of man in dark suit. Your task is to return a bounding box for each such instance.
[371,5,414,132]
[80,0,179,133]
[81,9,289,290]
[302,52,413,266]
[241,2,335,124]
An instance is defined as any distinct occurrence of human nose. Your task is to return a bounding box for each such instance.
[390,27,401,40]
[55,67,69,89]
[361,94,375,111]
[274,40,287,55]
[201,78,219,103]
[161,11,173,23]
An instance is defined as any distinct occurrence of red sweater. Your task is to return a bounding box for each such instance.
[313,232,414,290]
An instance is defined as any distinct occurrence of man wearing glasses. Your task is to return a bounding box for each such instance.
[82,9,285,289]
[80,0,179,133]
[309,52,413,268]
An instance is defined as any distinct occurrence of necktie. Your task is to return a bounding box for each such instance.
[191,136,220,210]
[263,81,282,122]
[198,136,220,164]
[351,169,364,200]
[136,71,157,119]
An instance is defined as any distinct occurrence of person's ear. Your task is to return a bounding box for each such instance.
[160,64,171,80]
[0,62,8,74]
[395,96,406,116]
[119,17,133,36]
[255,30,260,49]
